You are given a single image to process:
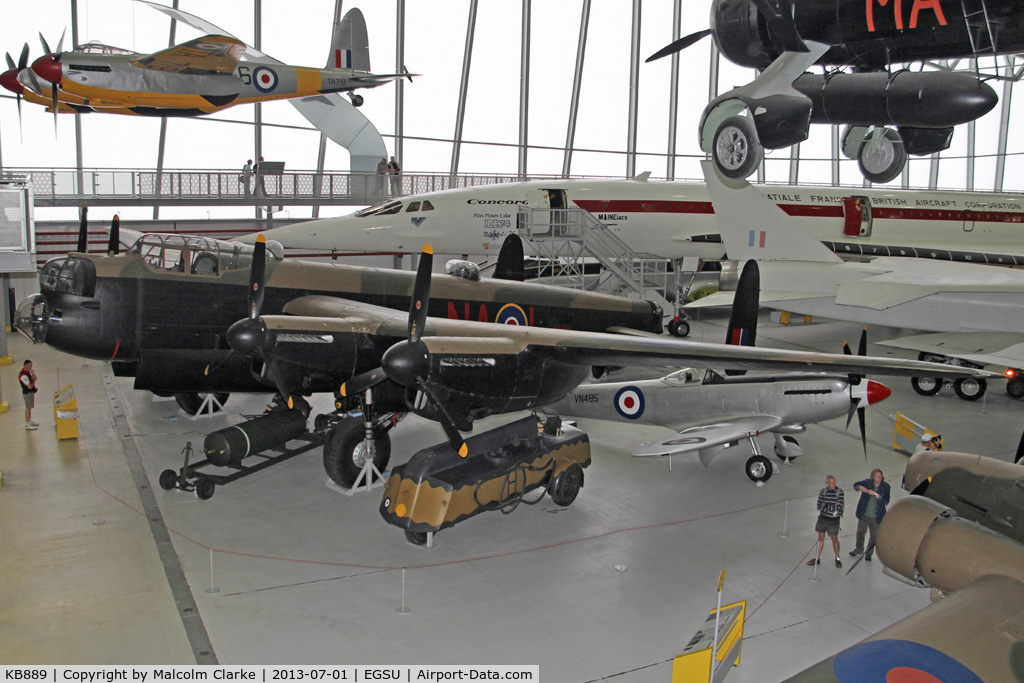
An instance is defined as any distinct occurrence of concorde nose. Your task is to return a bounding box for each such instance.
[0,69,24,94]
[865,380,891,405]
[31,55,62,84]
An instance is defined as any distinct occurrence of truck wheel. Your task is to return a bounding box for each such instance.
[911,377,942,396]
[159,469,178,490]
[323,419,392,488]
[857,127,906,184]
[954,378,986,401]
[713,116,762,180]
[195,478,215,500]
[745,455,772,483]
[1006,377,1024,398]
[174,392,230,415]
[548,463,584,506]
[404,530,428,546]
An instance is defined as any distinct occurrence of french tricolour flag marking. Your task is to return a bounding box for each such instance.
[748,230,766,248]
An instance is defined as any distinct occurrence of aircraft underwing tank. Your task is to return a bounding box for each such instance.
[379,416,591,544]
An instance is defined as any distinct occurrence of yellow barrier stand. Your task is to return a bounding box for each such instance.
[53,385,79,441]
[673,570,746,683]
[892,411,934,453]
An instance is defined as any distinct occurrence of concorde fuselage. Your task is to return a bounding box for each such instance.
[256,179,1024,263]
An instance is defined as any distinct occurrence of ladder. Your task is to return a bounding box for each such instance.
[960,0,996,56]
[517,206,673,319]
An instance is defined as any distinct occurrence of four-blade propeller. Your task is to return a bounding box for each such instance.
[0,44,30,138]
[842,328,891,458]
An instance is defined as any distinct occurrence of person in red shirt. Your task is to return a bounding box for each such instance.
[19,359,38,430]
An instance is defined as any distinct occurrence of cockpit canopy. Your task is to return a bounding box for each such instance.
[660,368,706,386]
[127,233,283,275]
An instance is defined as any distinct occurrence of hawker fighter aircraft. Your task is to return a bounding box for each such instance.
[1,7,410,120]
[647,0,1021,183]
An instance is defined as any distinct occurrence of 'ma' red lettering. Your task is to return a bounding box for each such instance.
[909,0,947,28]
[477,304,489,322]
[866,0,903,31]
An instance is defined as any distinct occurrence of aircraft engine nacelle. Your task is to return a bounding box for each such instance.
[877,496,1024,594]
[710,0,775,70]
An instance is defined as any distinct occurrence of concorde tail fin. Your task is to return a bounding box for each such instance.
[327,6,371,72]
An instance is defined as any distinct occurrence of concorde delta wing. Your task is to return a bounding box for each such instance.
[879,332,1024,370]
[632,415,783,461]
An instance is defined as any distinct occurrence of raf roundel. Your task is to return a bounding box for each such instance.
[614,386,645,419]
[252,66,278,93]
[496,303,528,325]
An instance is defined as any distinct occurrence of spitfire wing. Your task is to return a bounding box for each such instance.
[260,296,991,379]
[131,35,245,74]
[632,415,782,461]
[878,331,1024,369]
[782,575,1024,682]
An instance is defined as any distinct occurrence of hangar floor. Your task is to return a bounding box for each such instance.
[2,312,1020,680]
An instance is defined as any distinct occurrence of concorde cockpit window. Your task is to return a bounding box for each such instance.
[39,257,96,297]
[128,234,280,275]
[354,200,402,217]
[406,202,421,212]
[421,200,434,211]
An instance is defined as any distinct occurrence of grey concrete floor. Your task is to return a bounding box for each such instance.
[3,310,1021,679]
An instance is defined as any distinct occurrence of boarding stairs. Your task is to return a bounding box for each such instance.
[517,206,673,320]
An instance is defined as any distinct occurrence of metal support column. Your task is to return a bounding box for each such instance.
[625,0,642,178]
[562,0,591,177]
[788,143,800,184]
[312,133,327,219]
[450,0,479,179]
[152,0,179,220]
[254,0,263,219]
[831,125,840,186]
[518,0,531,179]
[966,119,976,191]
[928,153,940,190]
[395,0,405,169]
[993,74,1013,192]
[71,0,84,196]
[666,0,681,180]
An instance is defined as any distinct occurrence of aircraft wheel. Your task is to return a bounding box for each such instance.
[954,377,986,401]
[776,455,796,463]
[152,391,174,398]
[404,530,428,546]
[158,469,178,490]
[350,94,364,107]
[1006,377,1024,398]
[857,127,906,184]
[713,116,762,179]
[548,463,584,506]
[323,419,392,488]
[195,478,215,500]
[911,377,942,396]
[667,319,690,338]
[174,392,230,415]
[745,455,773,483]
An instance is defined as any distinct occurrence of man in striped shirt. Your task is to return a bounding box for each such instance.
[808,475,845,568]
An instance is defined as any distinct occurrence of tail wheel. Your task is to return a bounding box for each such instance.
[745,455,772,483]
[953,377,986,401]
[548,463,584,506]
[911,377,942,396]
[712,116,762,180]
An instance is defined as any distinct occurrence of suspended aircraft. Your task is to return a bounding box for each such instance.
[647,0,1021,183]
[0,8,411,124]
[783,494,1024,682]
[687,160,1024,401]
[220,237,982,488]
[249,176,1024,270]
[545,262,892,483]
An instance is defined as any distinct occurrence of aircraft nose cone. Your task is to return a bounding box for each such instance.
[0,69,23,94]
[14,293,48,344]
[225,317,266,358]
[31,55,61,84]
[866,380,891,405]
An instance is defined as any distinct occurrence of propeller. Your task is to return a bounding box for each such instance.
[645,29,712,63]
[33,29,66,132]
[76,203,88,253]
[341,245,469,458]
[106,214,120,255]
[843,328,892,459]
[0,44,31,139]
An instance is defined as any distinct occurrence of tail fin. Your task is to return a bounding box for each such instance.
[327,7,370,72]
[701,160,842,264]
[493,234,525,282]
[725,260,759,347]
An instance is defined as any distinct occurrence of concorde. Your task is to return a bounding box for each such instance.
[252,176,1024,265]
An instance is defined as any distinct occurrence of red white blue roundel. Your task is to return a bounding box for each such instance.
[614,386,645,419]
[832,640,983,683]
[253,67,278,93]
[496,303,528,325]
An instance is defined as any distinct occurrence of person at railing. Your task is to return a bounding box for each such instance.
[239,159,252,198]
[388,156,402,196]
[376,157,388,197]
[254,156,267,197]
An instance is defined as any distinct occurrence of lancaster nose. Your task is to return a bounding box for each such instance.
[15,294,49,344]
[0,69,23,94]
[865,380,891,405]
[31,55,62,84]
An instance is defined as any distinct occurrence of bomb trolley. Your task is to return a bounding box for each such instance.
[159,400,325,499]
[380,415,591,545]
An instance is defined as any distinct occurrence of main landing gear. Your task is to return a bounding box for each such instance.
[911,354,987,402]
[744,432,781,486]
[322,388,400,489]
